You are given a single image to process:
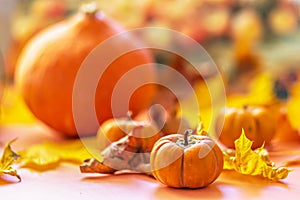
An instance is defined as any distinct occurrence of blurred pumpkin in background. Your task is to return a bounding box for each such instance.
[15,2,157,137]
[96,114,141,151]
[215,105,276,149]
[274,108,300,142]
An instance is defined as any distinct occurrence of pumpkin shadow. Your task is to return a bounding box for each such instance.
[219,171,290,198]
[221,170,289,187]
[81,172,156,184]
[0,175,20,185]
[154,182,224,200]
[154,171,290,200]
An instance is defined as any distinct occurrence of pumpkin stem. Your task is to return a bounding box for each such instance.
[80,1,99,16]
[243,105,249,110]
[126,111,133,121]
[184,129,193,146]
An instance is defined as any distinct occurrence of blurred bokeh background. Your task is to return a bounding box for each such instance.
[1,0,299,80]
[0,0,299,130]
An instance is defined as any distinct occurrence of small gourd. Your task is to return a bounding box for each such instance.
[150,130,223,188]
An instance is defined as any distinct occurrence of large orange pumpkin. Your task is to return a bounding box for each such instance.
[15,3,157,137]
[150,130,223,188]
[215,105,276,149]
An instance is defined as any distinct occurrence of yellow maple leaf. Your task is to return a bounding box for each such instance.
[0,87,36,125]
[20,138,95,170]
[180,76,225,134]
[287,82,300,129]
[223,129,290,180]
[227,72,275,108]
[0,139,21,182]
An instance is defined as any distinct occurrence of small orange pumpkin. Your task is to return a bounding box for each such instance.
[150,130,223,188]
[215,105,276,149]
[15,3,157,137]
[129,124,162,153]
[96,114,138,151]
[274,108,300,142]
[97,114,162,151]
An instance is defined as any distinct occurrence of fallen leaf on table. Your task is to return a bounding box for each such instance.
[283,158,300,167]
[80,126,154,175]
[20,139,93,170]
[0,139,21,182]
[223,129,290,180]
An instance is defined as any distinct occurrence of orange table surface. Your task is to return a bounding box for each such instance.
[1,124,300,200]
